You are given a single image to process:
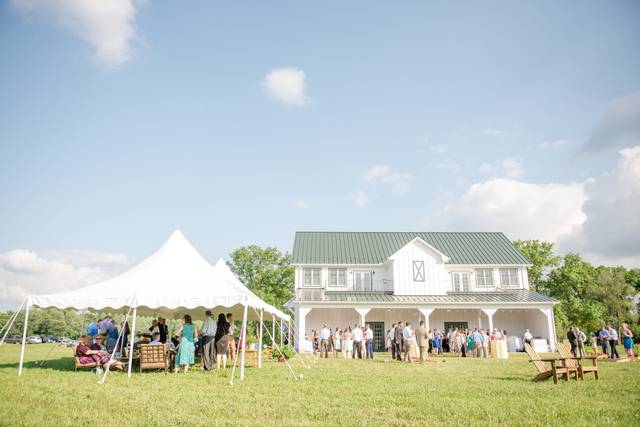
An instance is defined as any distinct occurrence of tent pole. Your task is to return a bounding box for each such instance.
[128,305,138,378]
[280,319,283,347]
[99,305,132,385]
[253,308,298,380]
[18,298,31,376]
[271,314,275,349]
[239,303,248,380]
[1,299,25,345]
[258,309,263,368]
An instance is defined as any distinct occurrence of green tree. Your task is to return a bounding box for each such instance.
[590,267,637,324]
[513,240,560,292]
[543,253,604,333]
[227,245,294,309]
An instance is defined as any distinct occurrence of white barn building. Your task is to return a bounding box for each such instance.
[285,232,559,352]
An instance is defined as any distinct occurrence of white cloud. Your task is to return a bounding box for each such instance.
[0,249,131,308]
[352,191,368,208]
[260,67,311,107]
[434,146,640,267]
[427,143,449,154]
[439,179,586,243]
[561,146,640,263]
[478,158,524,179]
[11,0,142,68]
[539,139,570,149]
[293,199,309,209]
[583,92,640,152]
[363,165,411,194]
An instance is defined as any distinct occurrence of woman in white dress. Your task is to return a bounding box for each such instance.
[342,326,352,359]
[333,328,341,358]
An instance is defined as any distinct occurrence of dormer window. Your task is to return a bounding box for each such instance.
[413,261,425,282]
[328,268,347,287]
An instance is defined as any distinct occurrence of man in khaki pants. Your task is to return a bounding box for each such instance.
[415,320,429,362]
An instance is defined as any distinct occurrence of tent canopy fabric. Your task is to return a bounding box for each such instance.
[29,230,289,321]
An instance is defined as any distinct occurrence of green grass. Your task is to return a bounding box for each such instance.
[0,344,639,426]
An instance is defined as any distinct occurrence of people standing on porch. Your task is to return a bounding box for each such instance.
[343,326,353,358]
[214,313,230,370]
[598,326,610,357]
[415,321,428,362]
[621,323,635,359]
[394,322,403,361]
[567,326,578,357]
[201,310,217,372]
[320,324,331,358]
[387,324,395,356]
[523,329,533,347]
[481,329,489,358]
[403,322,414,362]
[432,330,440,356]
[352,324,363,359]
[174,314,197,374]
[365,324,374,359]
[607,323,620,360]
[333,328,341,358]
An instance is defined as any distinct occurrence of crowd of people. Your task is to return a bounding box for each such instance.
[308,321,512,362]
[75,311,243,373]
[567,322,635,360]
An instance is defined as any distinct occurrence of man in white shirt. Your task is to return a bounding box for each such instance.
[523,329,534,347]
[364,324,374,359]
[403,322,413,362]
[320,324,331,358]
[352,324,363,359]
[201,310,217,371]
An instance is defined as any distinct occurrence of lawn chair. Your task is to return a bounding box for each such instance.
[557,342,599,380]
[524,343,569,384]
[139,344,168,374]
[74,356,97,371]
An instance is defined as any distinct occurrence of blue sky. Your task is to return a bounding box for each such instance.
[1,1,639,306]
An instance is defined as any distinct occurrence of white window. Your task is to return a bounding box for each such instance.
[475,268,495,288]
[353,271,372,291]
[452,272,470,292]
[302,268,321,287]
[328,268,347,287]
[413,260,425,282]
[500,268,520,288]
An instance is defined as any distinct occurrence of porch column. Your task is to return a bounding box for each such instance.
[294,306,311,352]
[417,308,434,331]
[354,307,371,327]
[481,308,497,333]
[539,307,557,351]
[478,309,482,329]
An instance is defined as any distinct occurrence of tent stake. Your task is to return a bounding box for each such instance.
[18,298,31,376]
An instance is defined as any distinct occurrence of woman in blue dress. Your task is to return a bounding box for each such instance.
[174,314,198,373]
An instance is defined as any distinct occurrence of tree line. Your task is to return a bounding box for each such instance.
[2,242,638,342]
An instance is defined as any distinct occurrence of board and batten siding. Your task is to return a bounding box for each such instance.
[389,239,448,295]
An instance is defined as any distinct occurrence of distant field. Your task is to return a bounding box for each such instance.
[0,344,639,426]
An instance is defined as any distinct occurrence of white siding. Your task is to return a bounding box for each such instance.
[389,240,447,295]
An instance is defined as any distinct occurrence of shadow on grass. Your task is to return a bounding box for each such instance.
[0,357,76,372]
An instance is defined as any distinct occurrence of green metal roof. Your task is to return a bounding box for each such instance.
[301,290,556,304]
[292,232,530,265]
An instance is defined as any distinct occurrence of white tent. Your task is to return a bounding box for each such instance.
[13,230,291,381]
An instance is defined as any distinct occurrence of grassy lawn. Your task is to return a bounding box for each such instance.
[0,344,639,426]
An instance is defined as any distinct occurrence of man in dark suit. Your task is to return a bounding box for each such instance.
[394,321,404,361]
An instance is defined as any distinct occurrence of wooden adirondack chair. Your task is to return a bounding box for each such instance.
[524,343,569,384]
[557,342,599,380]
[139,344,168,374]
